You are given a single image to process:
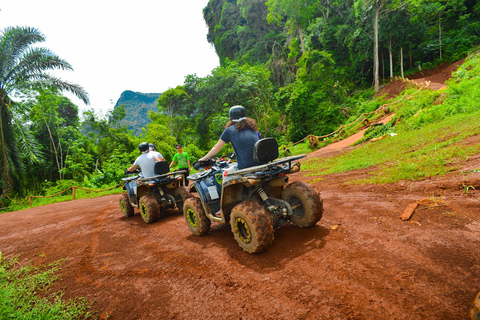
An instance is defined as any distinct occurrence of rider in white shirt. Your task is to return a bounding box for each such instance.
[125,142,164,178]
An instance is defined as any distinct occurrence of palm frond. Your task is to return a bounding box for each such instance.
[8,102,44,164]
[0,27,45,89]
[22,74,90,105]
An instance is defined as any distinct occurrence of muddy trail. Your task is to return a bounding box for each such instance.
[1,60,479,319]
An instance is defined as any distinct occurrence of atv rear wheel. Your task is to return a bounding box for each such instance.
[120,193,135,218]
[230,201,274,254]
[282,181,323,228]
[139,194,159,224]
[184,197,211,236]
[471,291,480,320]
[174,186,192,213]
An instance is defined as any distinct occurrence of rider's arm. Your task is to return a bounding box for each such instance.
[169,153,176,168]
[126,164,137,172]
[199,139,226,161]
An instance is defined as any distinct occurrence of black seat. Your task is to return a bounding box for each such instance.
[154,161,170,175]
[253,138,279,164]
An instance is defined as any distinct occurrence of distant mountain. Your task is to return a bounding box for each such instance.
[114,90,161,135]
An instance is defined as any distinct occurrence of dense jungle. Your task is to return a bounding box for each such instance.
[0,0,479,205]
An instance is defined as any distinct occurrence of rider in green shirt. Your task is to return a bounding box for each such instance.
[169,144,191,186]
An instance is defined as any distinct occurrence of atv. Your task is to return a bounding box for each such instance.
[120,161,191,223]
[183,138,323,253]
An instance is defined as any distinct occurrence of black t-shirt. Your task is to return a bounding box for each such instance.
[220,125,259,169]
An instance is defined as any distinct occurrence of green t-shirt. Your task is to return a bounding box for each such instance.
[172,152,190,169]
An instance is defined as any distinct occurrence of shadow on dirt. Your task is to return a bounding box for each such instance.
[118,209,184,228]
[184,222,330,273]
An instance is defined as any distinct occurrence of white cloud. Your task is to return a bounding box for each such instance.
[0,0,219,114]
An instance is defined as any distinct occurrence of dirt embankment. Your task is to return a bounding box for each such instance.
[0,59,478,319]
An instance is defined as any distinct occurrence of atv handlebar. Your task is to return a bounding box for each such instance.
[193,159,214,171]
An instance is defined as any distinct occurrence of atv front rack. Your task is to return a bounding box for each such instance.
[121,175,140,182]
[137,170,187,183]
[225,154,305,177]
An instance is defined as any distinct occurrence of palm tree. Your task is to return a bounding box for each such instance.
[0,26,89,196]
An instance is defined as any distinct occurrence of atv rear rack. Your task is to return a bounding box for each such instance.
[225,154,305,177]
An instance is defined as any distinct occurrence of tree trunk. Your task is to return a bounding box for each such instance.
[439,18,442,60]
[400,47,404,79]
[374,6,380,91]
[298,26,306,53]
[409,50,413,69]
[389,35,393,78]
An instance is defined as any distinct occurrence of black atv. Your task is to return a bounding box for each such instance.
[120,161,191,223]
[183,138,323,253]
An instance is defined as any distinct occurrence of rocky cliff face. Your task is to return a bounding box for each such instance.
[114,90,161,135]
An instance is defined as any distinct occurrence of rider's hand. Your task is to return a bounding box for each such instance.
[193,161,200,170]
[124,169,130,175]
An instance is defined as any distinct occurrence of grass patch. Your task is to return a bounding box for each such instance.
[3,187,124,213]
[0,253,95,319]
[303,110,480,184]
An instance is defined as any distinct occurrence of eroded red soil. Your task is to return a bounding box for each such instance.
[0,59,479,319]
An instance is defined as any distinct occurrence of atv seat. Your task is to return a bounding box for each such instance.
[154,161,170,175]
[253,137,279,164]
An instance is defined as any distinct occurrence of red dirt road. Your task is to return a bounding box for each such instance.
[1,146,479,319]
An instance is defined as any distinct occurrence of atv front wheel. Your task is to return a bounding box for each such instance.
[174,186,192,213]
[139,194,159,224]
[119,193,134,218]
[230,201,274,254]
[184,197,211,236]
[282,181,323,228]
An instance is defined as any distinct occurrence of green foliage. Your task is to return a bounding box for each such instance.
[180,60,280,149]
[0,253,94,319]
[205,0,283,65]
[354,121,396,145]
[143,122,177,161]
[156,86,189,141]
[280,50,345,142]
[397,51,480,130]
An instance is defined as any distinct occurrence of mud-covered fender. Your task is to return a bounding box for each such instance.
[123,179,138,206]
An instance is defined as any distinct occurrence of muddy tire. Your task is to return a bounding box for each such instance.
[184,197,211,236]
[174,186,192,213]
[230,201,274,254]
[471,291,480,320]
[120,193,134,218]
[282,181,323,228]
[139,194,159,224]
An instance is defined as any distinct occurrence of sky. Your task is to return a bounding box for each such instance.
[0,0,220,115]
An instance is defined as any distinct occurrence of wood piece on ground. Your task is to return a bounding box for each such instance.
[400,202,419,221]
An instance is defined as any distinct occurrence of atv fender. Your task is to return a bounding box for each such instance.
[123,178,138,207]
[189,180,223,223]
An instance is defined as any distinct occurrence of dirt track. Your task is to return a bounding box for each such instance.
[1,60,479,319]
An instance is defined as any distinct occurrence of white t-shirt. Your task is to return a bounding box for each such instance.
[150,151,164,160]
[134,152,159,178]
